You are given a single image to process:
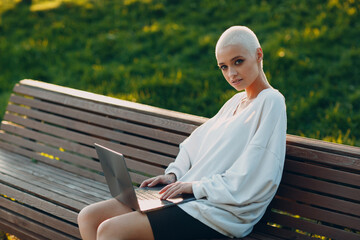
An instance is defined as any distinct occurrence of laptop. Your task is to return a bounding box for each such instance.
[94,143,195,212]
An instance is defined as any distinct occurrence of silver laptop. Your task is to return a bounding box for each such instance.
[94,143,195,212]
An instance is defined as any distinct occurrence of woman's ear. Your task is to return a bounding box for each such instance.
[256,48,263,62]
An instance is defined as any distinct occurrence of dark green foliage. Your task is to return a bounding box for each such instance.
[0,0,359,146]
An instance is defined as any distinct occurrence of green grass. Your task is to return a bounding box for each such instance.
[0,0,359,146]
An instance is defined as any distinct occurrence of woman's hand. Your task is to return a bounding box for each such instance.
[159,182,193,200]
[140,173,176,188]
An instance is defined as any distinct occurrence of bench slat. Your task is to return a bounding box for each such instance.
[0,131,102,172]
[6,103,180,156]
[2,122,164,175]
[0,173,84,213]
[277,185,360,216]
[13,83,201,134]
[271,198,360,231]
[254,223,315,240]
[244,232,285,240]
[286,144,360,171]
[284,159,360,186]
[0,208,77,239]
[0,148,111,201]
[0,183,78,224]
[282,172,360,201]
[0,197,80,238]
[3,113,175,167]
[0,219,48,240]
[287,134,360,158]
[1,121,101,170]
[10,94,187,145]
[264,210,360,240]
[2,122,98,159]
[20,79,207,124]
[0,140,107,183]
[0,133,161,186]
[24,157,110,196]
[0,159,108,205]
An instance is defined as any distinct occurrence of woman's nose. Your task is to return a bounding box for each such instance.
[228,66,237,77]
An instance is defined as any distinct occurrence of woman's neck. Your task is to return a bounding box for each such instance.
[245,70,271,100]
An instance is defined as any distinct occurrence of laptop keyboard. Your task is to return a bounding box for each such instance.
[136,189,162,200]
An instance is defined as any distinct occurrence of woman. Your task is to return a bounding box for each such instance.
[77,26,287,240]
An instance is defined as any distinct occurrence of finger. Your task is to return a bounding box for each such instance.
[140,178,154,188]
[140,176,158,187]
[158,183,173,194]
[161,184,182,200]
[148,179,159,187]
[159,182,179,194]
[167,185,184,199]
[150,176,169,187]
[163,188,182,200]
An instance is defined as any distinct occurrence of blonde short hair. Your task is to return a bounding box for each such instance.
[215,26,261,56]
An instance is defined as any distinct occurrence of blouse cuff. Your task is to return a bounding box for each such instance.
[192,181,206,199]
[164,168,181,181]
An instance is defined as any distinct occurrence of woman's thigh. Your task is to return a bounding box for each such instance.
[97,211,154,240]
[78,198,132,225]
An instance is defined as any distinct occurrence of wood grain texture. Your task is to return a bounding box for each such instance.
[0,197,80,238]
[9,94,187,145]
[0,80,359,240]
[0,219,47,240]
[19,79,208,125]
[13,83,202,133]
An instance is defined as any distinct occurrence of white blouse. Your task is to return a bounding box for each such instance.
[165,88,287,238]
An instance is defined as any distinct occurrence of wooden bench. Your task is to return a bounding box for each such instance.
[0,79,359,240]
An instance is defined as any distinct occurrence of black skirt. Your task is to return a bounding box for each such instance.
[146,205,226,240]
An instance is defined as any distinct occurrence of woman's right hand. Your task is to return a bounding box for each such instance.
[140,173,177,188]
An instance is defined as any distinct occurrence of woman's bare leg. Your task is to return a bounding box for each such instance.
[97,210,154,240]
[77,198,132,240]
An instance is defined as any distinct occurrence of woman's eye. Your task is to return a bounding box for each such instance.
[235,59,244,65]
[220,65,227,70]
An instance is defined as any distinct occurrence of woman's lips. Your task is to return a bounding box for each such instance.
[231,78,243,84]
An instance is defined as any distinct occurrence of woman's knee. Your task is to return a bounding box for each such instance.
[97,218,120,240]
[96,213,154,240]
[77,204,96,227]
[78,199,127,226]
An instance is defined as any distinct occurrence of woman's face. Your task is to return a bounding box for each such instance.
[216,44,261,92]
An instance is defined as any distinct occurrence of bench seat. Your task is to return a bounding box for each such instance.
[0,79,359,240]
[0,148,111,239]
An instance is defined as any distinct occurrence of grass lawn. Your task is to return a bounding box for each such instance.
[0,1,359,238]
[0,0,359,147]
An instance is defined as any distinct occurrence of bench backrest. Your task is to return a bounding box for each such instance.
[260,136,360,239]
[1,80,359,240]
[0,80,207,185]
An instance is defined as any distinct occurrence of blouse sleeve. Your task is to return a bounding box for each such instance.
[165,94,239,179]
[192,94,287,205]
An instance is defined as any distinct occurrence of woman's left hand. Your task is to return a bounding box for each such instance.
[159,182,193,200]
